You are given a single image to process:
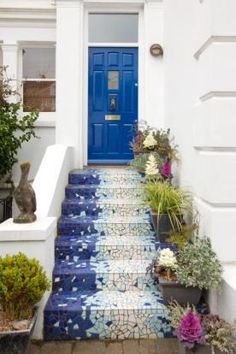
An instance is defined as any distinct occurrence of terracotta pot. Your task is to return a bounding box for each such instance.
[159,278,202,306]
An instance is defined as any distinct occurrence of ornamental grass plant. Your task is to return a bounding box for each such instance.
[144,181,192,231]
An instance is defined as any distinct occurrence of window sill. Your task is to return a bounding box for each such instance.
[35,112,56,128]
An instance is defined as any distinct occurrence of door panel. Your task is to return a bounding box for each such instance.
[88,47,138,162]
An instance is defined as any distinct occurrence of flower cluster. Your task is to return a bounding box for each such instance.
[159,248,177,270]
[145,154,159,177]
[175,311,204,349]
[143,133,157,149]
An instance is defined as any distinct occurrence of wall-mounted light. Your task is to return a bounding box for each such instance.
[150,44,163,57]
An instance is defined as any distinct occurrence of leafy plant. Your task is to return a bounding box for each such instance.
[0,252,50,320]
[144,181,192,231]
[201,314,236,353]
[176,310,204,349]
[168,301,196,330]
[169,302,236,353]
[167,223,197,249]
[0,66,38,180]
[176,236,223,290]
[130,152,162,174]
[130,122,178,162]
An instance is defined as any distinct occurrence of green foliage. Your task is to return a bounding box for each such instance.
[144,181,192,231]
[130,152,162,175]
[168,302,236,354]
[0,252,50,320]
[130,121,178,161]
[168,223,197,249]
[0,66,38,179]
[176,236,223,289]
[202,314,236,354]
[168,301,196,330]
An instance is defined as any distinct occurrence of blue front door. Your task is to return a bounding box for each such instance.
[88,47,138,163]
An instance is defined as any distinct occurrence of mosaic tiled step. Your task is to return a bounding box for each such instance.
[69,168,144,185]
[62,199,149,218]
[58,216,154,237]
[53,259,156,293]
[55,235,159,261]
[44,290,172,340]
[65,184,145,201]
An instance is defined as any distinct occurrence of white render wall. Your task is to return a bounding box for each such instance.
[0,4,56,181]
[164,0,236,322]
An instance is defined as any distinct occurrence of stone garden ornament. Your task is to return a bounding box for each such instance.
[13,162,37,223]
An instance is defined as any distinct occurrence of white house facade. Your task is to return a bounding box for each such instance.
[0,0,236,339]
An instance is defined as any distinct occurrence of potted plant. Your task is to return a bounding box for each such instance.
[169,302,236,354]
[0,66,38,221]
[144,181,192,241]
[147,237,223,306]
[130,122,178,179]
[0,252,50,354]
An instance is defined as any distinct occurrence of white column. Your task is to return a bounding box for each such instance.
[55,0,84,169]
[143,1,164,128]
[1,43,19,101]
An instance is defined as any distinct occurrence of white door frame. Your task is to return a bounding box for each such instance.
[82,5,145,166]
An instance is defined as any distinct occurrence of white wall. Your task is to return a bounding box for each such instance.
[164,0,236,323]
[0,11,56,181]
[12,127,55,183]
[164,0,199,188]
[143,1,164,129]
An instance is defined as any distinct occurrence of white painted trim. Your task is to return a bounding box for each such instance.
[83,5,143,166]
[88,42,138,47]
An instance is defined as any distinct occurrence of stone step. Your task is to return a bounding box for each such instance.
[52,259,156,293]
[65,184,145,201]
[55,235,162,261]
[58,216,154,237]
[69,168,144,185]
[44,290,171,340]
[62,199,149,218]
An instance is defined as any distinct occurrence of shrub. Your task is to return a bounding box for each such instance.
[176,236,222,289]
[0,66,38,180]
[0,252,50,320]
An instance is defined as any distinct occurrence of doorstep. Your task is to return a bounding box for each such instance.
[29,338,179,354]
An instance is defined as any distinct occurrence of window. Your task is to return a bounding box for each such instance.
[89,14,138,43]
[108,71,119,90]
[22,47,56,112]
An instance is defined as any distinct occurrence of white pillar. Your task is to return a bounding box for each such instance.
[55,0,84,169]
[1,43,19,101]
[143,1,164,128]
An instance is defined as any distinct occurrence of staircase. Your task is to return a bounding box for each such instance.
[44,168,171,340]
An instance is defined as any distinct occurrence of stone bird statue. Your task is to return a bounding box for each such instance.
[13,162,37,223]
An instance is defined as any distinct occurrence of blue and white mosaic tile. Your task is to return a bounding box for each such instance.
[62,199,150,218]
[69,168,145,186]
[53,260,156,293]
[65,185,145,201]
[58,216,155,238]
[44,168,171,341]
[44,291,172,340]
[55,235,159,261]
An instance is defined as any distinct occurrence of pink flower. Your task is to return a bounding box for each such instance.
[161,160,172,178]
[176,311,204,349]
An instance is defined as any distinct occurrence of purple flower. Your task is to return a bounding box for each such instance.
[176,311,204,349]
[161,160,172,178]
